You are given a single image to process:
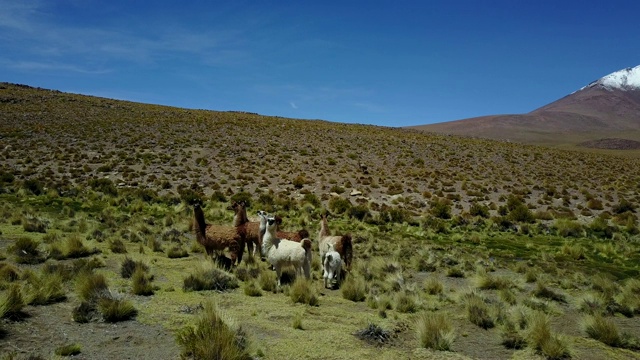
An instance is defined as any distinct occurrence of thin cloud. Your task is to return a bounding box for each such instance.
[4,60,111,74]
[290,101,298,109]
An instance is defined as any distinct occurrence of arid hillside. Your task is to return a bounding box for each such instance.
[1,82,640,360]
[2,82,639,220]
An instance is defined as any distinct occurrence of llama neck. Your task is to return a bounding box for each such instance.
[233,205,249,227]
[194,206,207,241]
[262,227,279,253]
[319,216,331,237]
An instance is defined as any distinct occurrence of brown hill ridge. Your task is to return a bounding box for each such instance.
[410,65,640,148]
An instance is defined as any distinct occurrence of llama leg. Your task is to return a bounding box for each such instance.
[247,241,254,259]
[275,266,282,287]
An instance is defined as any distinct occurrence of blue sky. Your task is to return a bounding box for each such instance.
[2,1,640,126]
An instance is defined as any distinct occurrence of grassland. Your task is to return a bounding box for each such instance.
[1,82,639,359]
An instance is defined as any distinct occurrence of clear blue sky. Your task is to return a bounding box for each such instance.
[2,1,640,126]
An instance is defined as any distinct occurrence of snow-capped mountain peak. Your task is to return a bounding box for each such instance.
[583,65,640,91]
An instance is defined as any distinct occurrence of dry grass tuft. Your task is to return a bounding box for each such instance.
[176,301,252,360]
[416,312,455,351]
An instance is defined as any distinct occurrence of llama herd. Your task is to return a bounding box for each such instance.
[193,201,353,289]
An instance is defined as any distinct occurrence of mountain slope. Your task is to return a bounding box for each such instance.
[411,66,640,148]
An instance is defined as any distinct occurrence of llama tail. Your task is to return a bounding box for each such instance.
[341,235,353,271]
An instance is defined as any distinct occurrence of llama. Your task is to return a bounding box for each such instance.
[323,244,342,289]
[262,215,312,286]
[193,203,242,266]
[228,201,262,260]
[318,213,353,273]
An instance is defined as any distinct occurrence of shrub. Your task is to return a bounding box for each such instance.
[416,312,455,351]
[394,292,418,313]
[424,277,444,295]
[329,197,352,214]
[289,278,318,306]
[429,198,451,219]
[258,270,277,293]
[341,274,366,302]
[131,267,154,296]
[527,311,571,359]
[532,282,566,303]
[508,204,535,223]
[22,216,48,233]
[64,235,96,259]
[469,202,490,218]
[10,236,45,264]
[465,294,494,329]
[292,175,305,189]
[612,199,635,214]
[0,284,26,319]
[501,319,526,349]
[0,262,20,283]
[167,246,189,259]
[98,293,138,322]
[292,312,304,330]
[355,323,391,346]
[109,239,128,254]
[25,272,66,305]
[243,281,262,297]
[76,272,109,303]
[88,178,117,196]
[23,179,43,195]
[176,301,251,360]
[183,263,239,292]
[348,205,370,221]
[54,344,82,356]
[121,258,149,278]
[476,272,514,290]
[230,192,252,208]
[554,219,583,238]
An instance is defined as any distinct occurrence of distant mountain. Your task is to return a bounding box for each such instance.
[410,66,640,148]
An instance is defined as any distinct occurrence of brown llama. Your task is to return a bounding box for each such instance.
[193,203,241,265]
[227,201,261,260]
[318,213,353,273]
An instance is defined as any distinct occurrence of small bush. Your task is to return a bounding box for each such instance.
[243,281,262,297]
[64,235,96,259]
[532,282,566,303]
[289,278,319,306]
[0,262,20,282]
[465,294,494,329]
[54,343,82,356]
[355,323,391,345]
[292,312,304,330]
[258,270,277,293]
[131,267,154,296]
[469,202,490,218]
[527,311,571,359]
[329,197,352,214]
[25,272,66,305]
[476,272,514,290]
[429,198,452,219]
[109,238,128,254]
[176,301,251,360]
[424,277,444,295]
[341,275,367,302]
[121,258,149,278]
[501,319,526,349]
[98,293,138,322]
[76,272,109,303]
[10,236,45,264]
[0,284,26,319]
[167,246,189,259]
[416,312,455,351]
[183,263,239,292]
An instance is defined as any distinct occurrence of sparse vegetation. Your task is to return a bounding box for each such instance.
[0,83,639,358]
